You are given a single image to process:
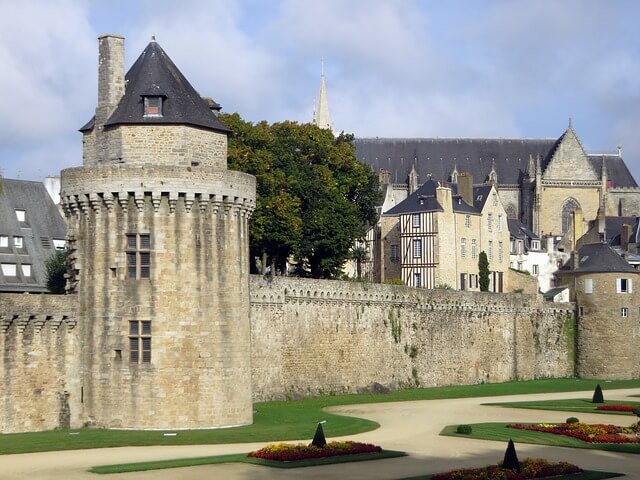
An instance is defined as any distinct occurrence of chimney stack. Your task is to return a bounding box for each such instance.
[96,34,125,128]
[457,172,473,205]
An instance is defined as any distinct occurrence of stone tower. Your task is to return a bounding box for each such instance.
[556,243,639,379]
[60,35,256,429]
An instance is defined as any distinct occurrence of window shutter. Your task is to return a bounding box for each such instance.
[616,278,622,293]
[629,279,633,293]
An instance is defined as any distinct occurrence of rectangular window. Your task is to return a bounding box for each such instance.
[498,241,503,262]
[532,264,539,275]
[413,239,422,258]
[1,264,17,276]
[471,239,477,259]
[579,306,584,316]
[621,307,628,318]
[531,240,540,250]
[488,240,493,261]
[13,236,23,249]
[390,244,399,262]
[487,213,493,232]
[21,264,31,277]
[52,239,66,250]
[126,234,151,279]
[129,320,151,364]
[15,209,25,222]
[584,278,593,294]
[465,215,471,228]
[414,272,421,288]
[412,213,420,228]
[498,215,503,232]
[617,278,632,293]
[144,96,163,117]
[460,238,466,258]
[0,235,7,248]
[517,241,523,255]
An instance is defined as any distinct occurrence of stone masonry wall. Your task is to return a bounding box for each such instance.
[0,293,78,433]
[250,276,575,401]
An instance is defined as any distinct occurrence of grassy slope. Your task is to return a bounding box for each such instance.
[2,378,640,455]
[486,398,640,416]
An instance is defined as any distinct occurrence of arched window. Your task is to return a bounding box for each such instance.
[562,198,580,234]
[505,204,517,219]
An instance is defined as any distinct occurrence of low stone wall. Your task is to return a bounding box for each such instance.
[0,293,78,433]
[249,276,575,401]
[507,269,539,294]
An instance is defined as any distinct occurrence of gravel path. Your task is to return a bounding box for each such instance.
[1,388,639,479]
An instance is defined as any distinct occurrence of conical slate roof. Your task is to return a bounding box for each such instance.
[102,41,229,133]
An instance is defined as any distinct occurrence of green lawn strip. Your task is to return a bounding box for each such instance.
[440,422,640,453]
[90,450,406,474]
[3,378,640,455]
[485,398,640,416]
[398,471,622,480]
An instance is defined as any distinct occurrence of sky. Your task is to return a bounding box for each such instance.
[1,0,640,182]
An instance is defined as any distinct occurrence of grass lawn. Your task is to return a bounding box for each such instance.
[90,449,406,474]
[400,471,622,480]
[486,398,640,416]
[2,378,640,455]
[441,422,640,454]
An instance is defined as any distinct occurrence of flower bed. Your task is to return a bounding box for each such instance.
[596,404,637,413]
[431,457,581,480]
[508,421,640,443]
[247,440,382,461]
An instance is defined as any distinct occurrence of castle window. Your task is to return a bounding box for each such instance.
[126,233,151,279]
[144,96,163,117]
[1,263,17,276]
[621,307,628,318]
[390,244,399,262]
[584,278,593,294]
[413,239,422,258]
[460,238,466,258]
[412,213,421,228]
[617,278,632,293]
[471,239,477,259]
[0,235,7,248]
[129,320,151,364]
[465,215,471,228]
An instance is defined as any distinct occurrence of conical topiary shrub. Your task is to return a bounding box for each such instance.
[311,422,327,448]
[502,439,520,471]
[592,384,604,403]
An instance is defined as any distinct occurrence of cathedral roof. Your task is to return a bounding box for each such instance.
[354,137,637,187]
[82,41,230,133]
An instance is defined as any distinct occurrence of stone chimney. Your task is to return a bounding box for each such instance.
[96,34,125,129]
[621,224,631,252]
[596,207,606,238]
[436,184,452,213]
[457,172,473,205]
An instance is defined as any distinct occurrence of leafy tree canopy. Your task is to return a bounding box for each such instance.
[221,113,381,278]
[46,250,68,294]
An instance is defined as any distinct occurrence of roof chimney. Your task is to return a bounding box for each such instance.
[457,172,473,205]
[96,34,125,128]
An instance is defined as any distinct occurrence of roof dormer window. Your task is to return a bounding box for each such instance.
[144,96,163,117]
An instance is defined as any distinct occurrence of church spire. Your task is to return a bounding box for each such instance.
[312,57,332,130]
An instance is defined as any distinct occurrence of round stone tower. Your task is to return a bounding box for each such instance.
[60,35,255,429]
[557,243,640,379]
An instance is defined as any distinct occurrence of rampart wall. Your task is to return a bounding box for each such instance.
[249,276,575,400]
[0,294,78,433]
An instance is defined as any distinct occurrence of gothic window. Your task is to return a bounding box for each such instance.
[505,204,517,219]
[126,233,151,279]
[561,198,580,234]
[129,320,151,364]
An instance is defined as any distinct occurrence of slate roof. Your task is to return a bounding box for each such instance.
[81,41,230,133]
[559,242,637,274]
[384,178,481,216]
[0,179,67,292]
[508,219,541,251]
[353,137,637,188]
[472,185,492,211]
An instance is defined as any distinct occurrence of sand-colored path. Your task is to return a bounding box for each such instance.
[2,388,640,479]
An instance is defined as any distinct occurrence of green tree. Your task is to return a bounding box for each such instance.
[478,251,490,292]
[45,250,68,294]
[350,245,369,279]
[222,113,381,278]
